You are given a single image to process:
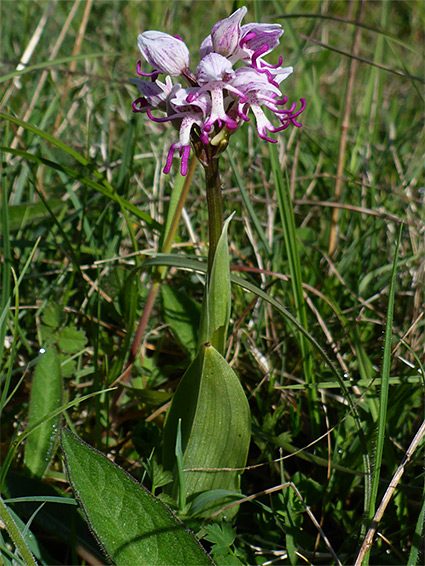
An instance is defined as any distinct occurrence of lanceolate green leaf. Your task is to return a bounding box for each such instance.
[24,347,63,478]
[61,428,214,566]
[163,344,251,519]
[198,214,233,354]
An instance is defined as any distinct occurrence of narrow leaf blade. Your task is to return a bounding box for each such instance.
[198,214,233,354]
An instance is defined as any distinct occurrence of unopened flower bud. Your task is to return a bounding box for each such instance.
[137,31,190,76]
[211,6,247,57]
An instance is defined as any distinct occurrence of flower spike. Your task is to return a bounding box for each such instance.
[131,6,305,175]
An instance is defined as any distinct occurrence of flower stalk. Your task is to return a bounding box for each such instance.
[203,153,223,274]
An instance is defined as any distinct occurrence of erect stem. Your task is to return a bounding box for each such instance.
[204,155,223,275]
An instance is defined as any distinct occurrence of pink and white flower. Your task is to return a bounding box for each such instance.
[131,6,305,175]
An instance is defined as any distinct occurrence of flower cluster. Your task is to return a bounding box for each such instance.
[131,6,305,176]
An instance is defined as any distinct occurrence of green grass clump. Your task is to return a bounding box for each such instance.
[1,1,424,564]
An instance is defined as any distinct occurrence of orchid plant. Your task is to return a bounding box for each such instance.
[60,7,305,564]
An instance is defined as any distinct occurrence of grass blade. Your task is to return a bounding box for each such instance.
[0,495,37,566]
[269,143,318,433]
[363,225,402,564]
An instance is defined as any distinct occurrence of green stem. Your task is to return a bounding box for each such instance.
[0,494,38,566]
[204,155,223,275]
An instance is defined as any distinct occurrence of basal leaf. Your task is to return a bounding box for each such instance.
[60,428,214,566]
[162,344,251,519]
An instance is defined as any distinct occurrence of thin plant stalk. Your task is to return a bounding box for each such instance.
[203,152,224,274]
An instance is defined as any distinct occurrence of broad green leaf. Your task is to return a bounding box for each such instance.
[163,344,251,519]
[57,327,87,354]
[60,428,214,566]
[198,215,233,354]
[24,348,63,478]
[162,285,200,357]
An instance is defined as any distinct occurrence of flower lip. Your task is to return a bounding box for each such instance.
[137,31,190,76]
[130,76,175,112]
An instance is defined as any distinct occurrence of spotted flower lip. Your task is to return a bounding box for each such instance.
[132,6,305,176]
